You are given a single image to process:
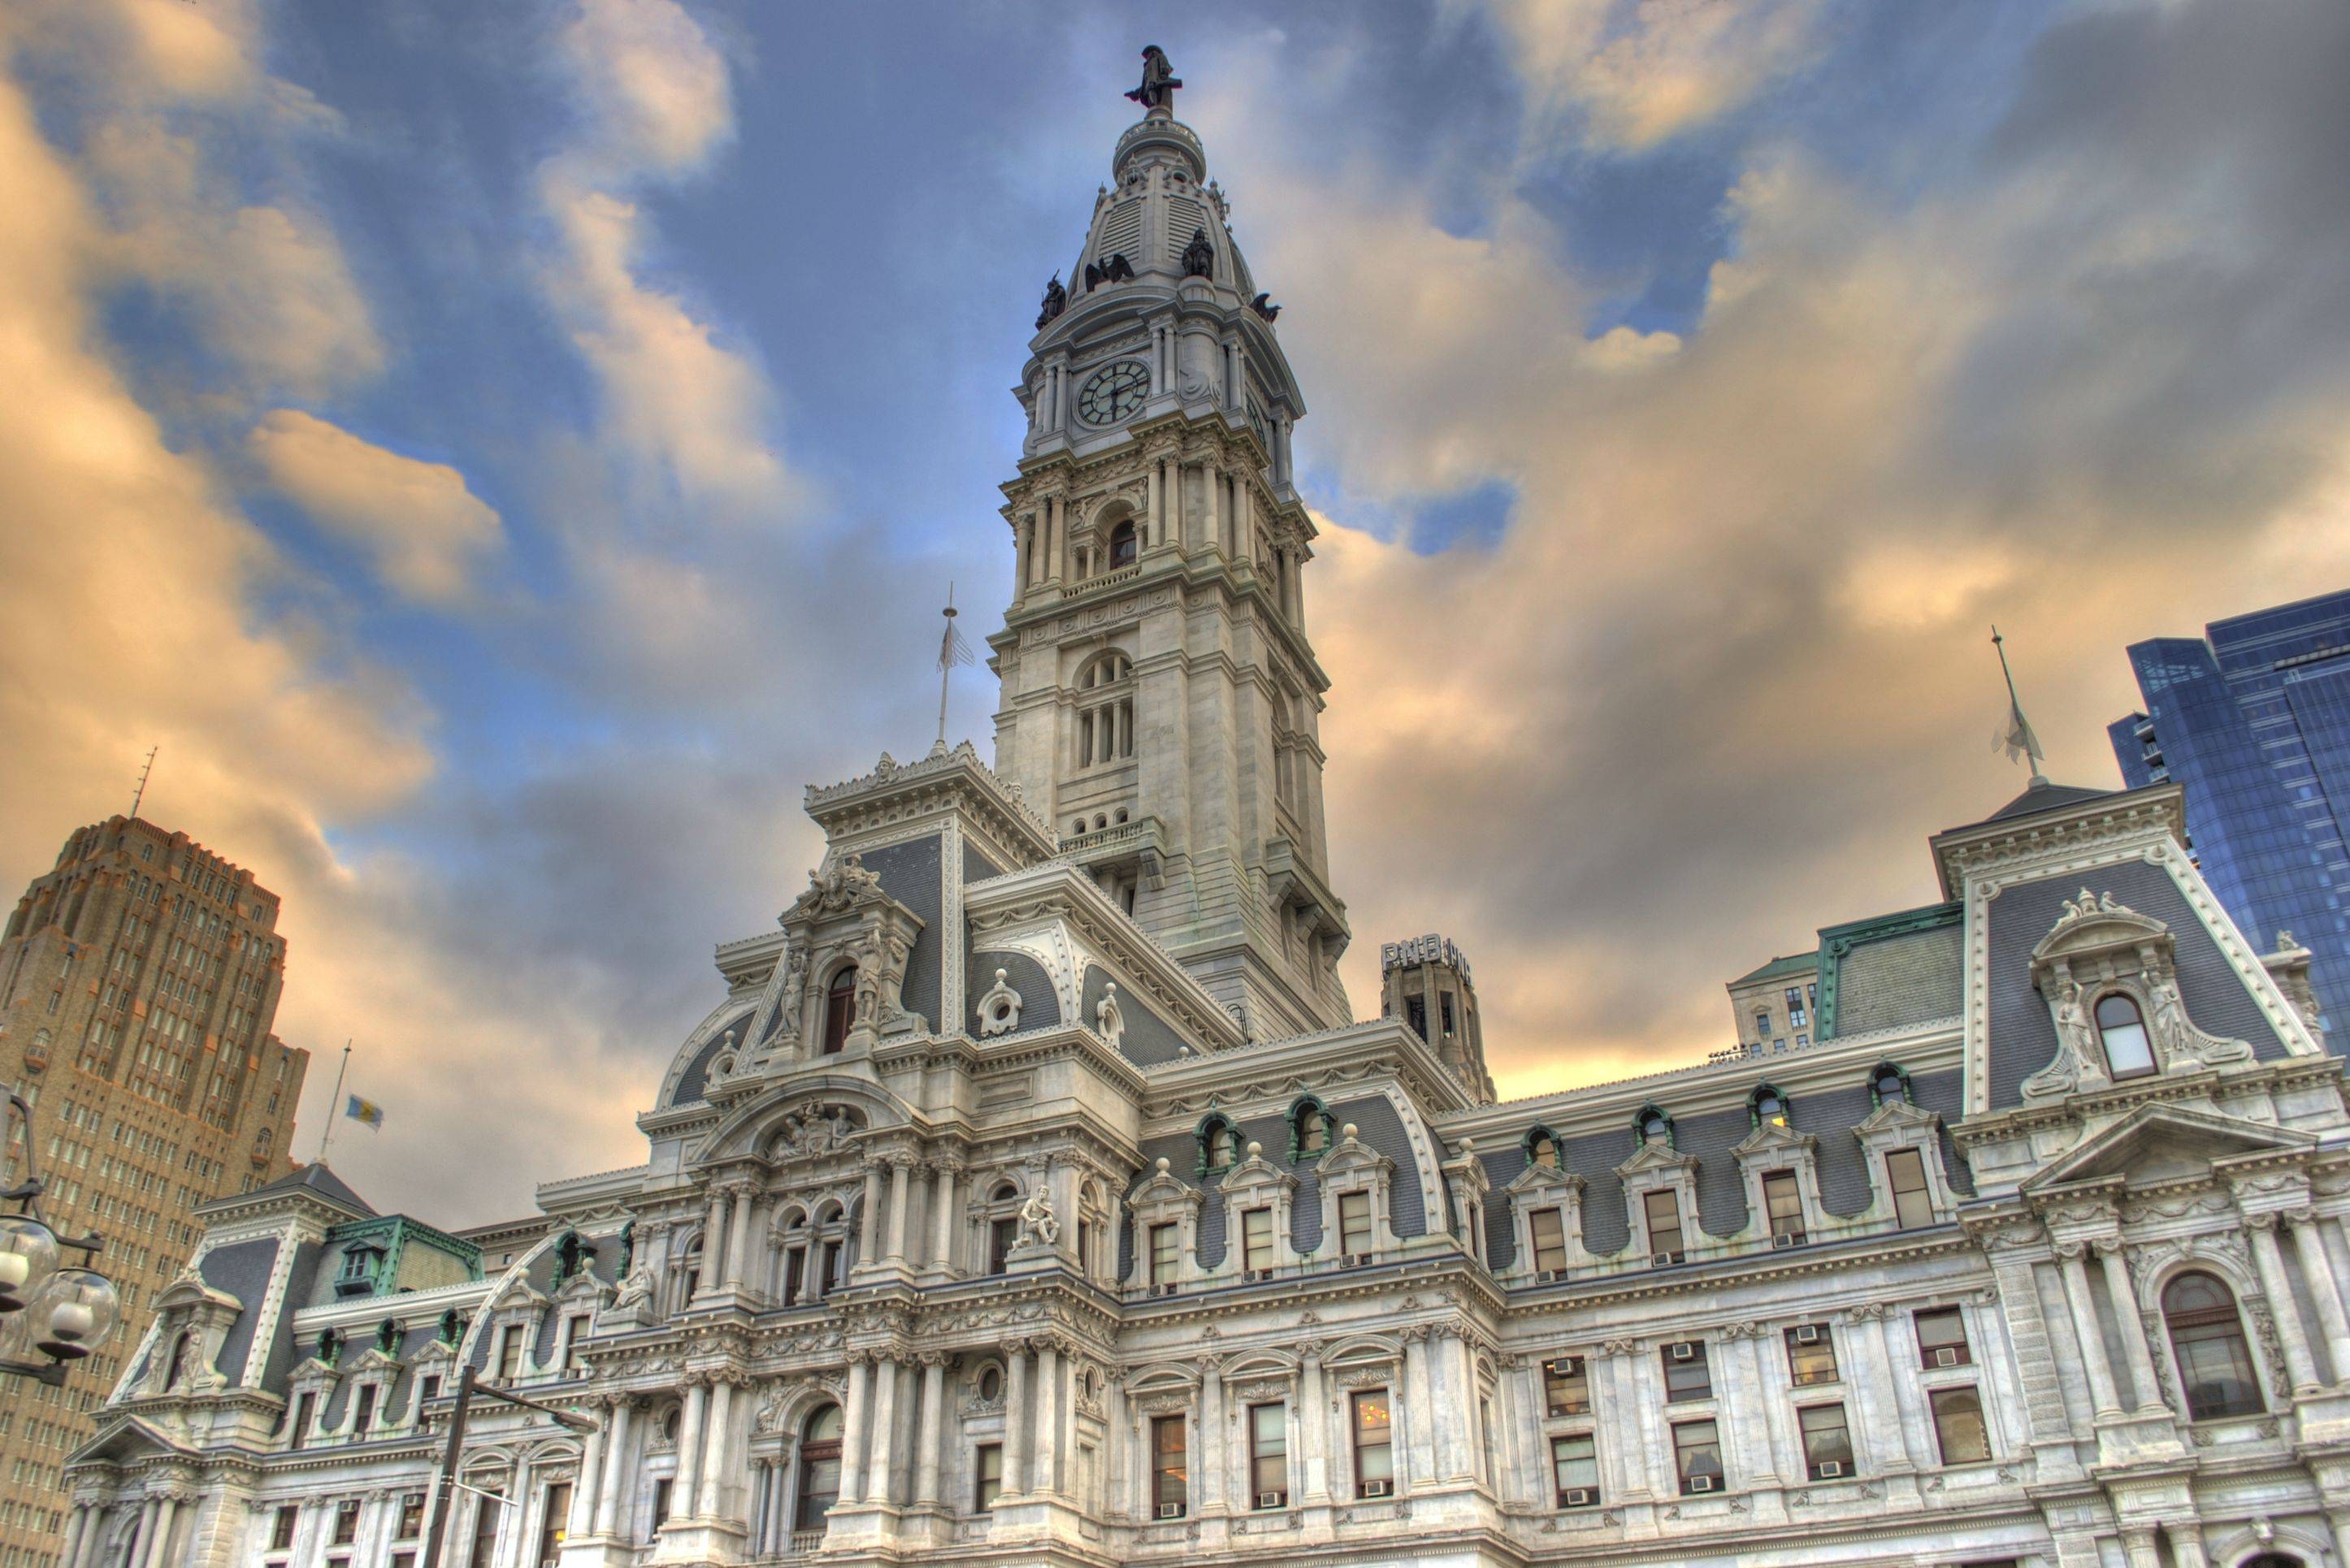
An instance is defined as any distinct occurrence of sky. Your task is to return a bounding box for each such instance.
[2,0,2348,1227]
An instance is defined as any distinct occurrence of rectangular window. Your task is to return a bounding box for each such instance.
[271,1507,298,1553]
[466,1495,502,1568]
[1406,996,1428,1041]
[1543,1356,1590,1416]
[1661,1341,1711,1401]
[288,1391,315,1451]
[976,1443,1004,1510]
[496,1325,524,1380]
[1797,1404,1854,1479]
[1930,1386,1991,1464]
[536,1483,570,1568]
[1783,1324,1840,1387]
[1754,1009,1772,1039]
[1148,1222,1178,1285]
[353,1383,378,1434]
[1885,1148,1933,1229]
[1671,1419,1723,1495]
[1351,1391,1393,1497]
[1440,994,1455,1033]
[1550,1433,1599,1508]
[1249,1403,1288,1508]
[392,1554,414,1568]
[419,1375,443,1407]
[783,1249,805,1304]
[397,1495,426,1540]
[650,1480,671,1531]
[1528,1209,1569,1274]
[1914,1307,1971,1368]
[990,1217,1017,1276]
[1642,1189,1684,1261]
[1762,1171,1805,1244]
[1338,1191,1374,1256]
[561,1316,588,1371]
[1241,1207,1274,1274]
[1151,1414,1188,1518]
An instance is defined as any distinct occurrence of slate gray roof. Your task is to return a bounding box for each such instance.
[1476,1067,1973,1271]
[1981,778,2116,824]
[249,1163,375,1215]
[864,835,943,1032]
[197,1237,280,1384]
[670,1007,756,1106]
[1833,924,1962,1036]
[1984,859,2290,1107]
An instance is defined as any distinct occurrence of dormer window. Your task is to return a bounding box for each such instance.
[1527,1128,1561,1170]
[822,967,856,1055]
[336,1242,388,1299]
[1750,1086,1789,1129]
[1200,1115,1239,1174]
[2094,994,2156,1079]
[1870,1063,1910,1107]
[1636,1107,1673,1148]
[1290,1099,1330,1159]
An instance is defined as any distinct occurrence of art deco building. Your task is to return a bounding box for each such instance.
[0,815,308,1568]
[64,64,2350,1568]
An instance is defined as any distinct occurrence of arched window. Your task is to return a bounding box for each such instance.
[1525,1128,1561,1170]
[677,1232,705,1310]
[1869,1062,1911,1108]
[1200,1115,1239,1173]
[1292,1098,1331,1159]
[1109,520,1138,569]
[822,967,856,1055]
[165,1330,193,1390]
[797,1404,844,1531]
[2164,1271,2263,1419]
[1076,652,1136,769]
[1634,1105,1674,1148]
[1749,1085,1789,1129]
[2095,994,2156,1080]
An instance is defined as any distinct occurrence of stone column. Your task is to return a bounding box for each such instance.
[131,1499,158,1568]
[858,1161,887,1265]
[2168,1523,2211,1568]
[1034,1341,1064,1497]
[929,1161,961,1274]
[1400,1330,1434,1488]
[914,1355,947,1507]
[1728,1331,1788,1487]
[1197,1355,1225,1513]
[1205,464,1222,560]
[2096,1242,2165,1413]
[58,1505,86,1568]
[1438,1331,1477,1481]
[1004,1344,1033,1496]
[2291,1211,2350,1380]
[570,1415,605,1535]
[673,1380,709,1519]
[839,1358,874,1508]
[594,1400,634,1537]
[865,1358,901,1507]
[1103,1374,1130,1518]
[141,1498,176,1568]
[698,1378,735,1520]
[2119,1525,2162,1568]
[1299,1345,1329,1503]
[886,1159,913,1263]
[700,1189,731,1296]
[2056,1246,2126,1417]
[2251,1219,2325,1393]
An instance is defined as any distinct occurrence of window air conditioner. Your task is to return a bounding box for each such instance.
[1794,1325,1820,1345]
[1156,1503,1184,1520]
[1771,1232,1798,1250]
[1671,1341,1696,1362]
[1564,1488,1593,1508]
[1689,1475,1715,1493]
[1247,1268,1274,1282]
[1537,1269,1563,1284]
[1362,1479,1393,1498]
[1257,1492,1286,1510]
[1346,1253,1372,1268]
[1817,1461,1845,1479]
[1933,1346,1959,1368]
[1151,1283,1179,1297]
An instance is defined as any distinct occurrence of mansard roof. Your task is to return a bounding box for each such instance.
[246,1162,375,1216]
[1980,777,2118,824]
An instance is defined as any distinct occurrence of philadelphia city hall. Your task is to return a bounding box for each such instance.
[63,53,2350,1568]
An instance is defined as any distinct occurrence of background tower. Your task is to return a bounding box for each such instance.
[989,64,1349,1038]
[1379,933,1494,1102]
[0,815,306,1562]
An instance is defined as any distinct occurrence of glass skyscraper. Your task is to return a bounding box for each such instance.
[2109,590,2350,1033]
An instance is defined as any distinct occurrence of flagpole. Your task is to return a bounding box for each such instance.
[1990,626,2049,786]
[1991,626,2022,707]
[938,584,956,749]
[316,1042,350,1163]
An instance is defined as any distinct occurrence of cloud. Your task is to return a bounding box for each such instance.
[558,0,735,175]
[247,410,505,605]
[1476,0,1825,149]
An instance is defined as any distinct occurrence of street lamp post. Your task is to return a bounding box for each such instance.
[418,1365,598,1568]
[0,1081,120,1386]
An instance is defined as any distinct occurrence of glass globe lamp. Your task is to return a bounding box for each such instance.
[0,1214,59,1315]
[29,1267,118,1361]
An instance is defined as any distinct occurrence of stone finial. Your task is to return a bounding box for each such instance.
[1246,1141,1262,1159]
[1155,1157,1171,1174]
[1341,1123,1359,1141]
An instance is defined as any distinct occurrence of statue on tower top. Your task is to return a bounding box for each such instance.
[1125,45,1182,115]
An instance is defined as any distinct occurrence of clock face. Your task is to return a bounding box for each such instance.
[1076,360,1149,426]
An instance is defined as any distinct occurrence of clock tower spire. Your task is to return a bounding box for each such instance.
[989,53,1349,1039]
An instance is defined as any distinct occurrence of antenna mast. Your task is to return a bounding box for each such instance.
[128,746,158,819]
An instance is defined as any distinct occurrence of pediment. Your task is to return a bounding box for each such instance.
[2020,1103,2312,1193]
[1221,1152,1297,1198]
[341,1346,403,1377]
[67,1415,193,1468]
[1731,1123,1818,1160]
[1507,1162,1585,1198]
[483,1273,550,1312]
[1615,1140,1697,1180]
[152,1268,241,1315]
[1854,1098,1941,1137]
[2031,889,2170,965]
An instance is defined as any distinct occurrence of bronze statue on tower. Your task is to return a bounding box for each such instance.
[1125,45,1181,115]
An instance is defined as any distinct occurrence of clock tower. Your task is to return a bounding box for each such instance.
[990,56,1350,1039]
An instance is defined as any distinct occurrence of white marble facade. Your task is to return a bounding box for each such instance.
[63,68,2350,1568]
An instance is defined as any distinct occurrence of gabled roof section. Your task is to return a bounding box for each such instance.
[1728,951,1818,989]
[67,1414,194,1468]
[2018,1102,2312,1193]
[1982,778,2118,824]
[258,1162,375,1215]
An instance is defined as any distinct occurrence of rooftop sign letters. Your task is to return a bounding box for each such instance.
[1381,934,1469,977]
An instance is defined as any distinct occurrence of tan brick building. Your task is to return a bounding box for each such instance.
[0,815,307,1568]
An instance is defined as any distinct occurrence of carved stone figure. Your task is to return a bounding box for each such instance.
[1036,273,1067,330]
[1095,981,1125,1052]
[1182,228,1214,279]
[612,1265,657,1312]
[1250,292,1280,321]
[1017,1185,1060,1249]
[2024,979,2090,1098]
[1125,45,1182,114]
[776,946,809,1033]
